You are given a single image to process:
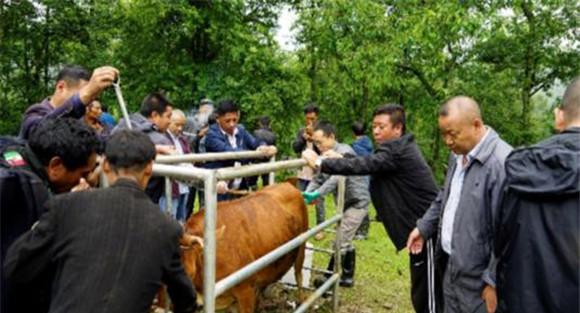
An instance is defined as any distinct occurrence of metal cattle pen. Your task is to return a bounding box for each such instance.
[152,151,346,313]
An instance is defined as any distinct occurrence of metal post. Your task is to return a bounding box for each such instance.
[268,156,276,185]
[203,172,218,313]
[164,177,172,216]
[333,176,346,312]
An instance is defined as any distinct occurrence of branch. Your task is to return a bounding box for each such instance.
[530,69,558,96]
[396,63,441,100]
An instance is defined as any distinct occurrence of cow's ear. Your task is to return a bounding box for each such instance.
[180,234,204,249]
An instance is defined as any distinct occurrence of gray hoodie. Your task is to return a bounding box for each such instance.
[307,142,371,210]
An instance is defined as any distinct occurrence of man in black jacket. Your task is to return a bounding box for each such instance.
[1,118,100,313]
[494,77,580,313]
[4,130,197,313]
[303,104,440,313]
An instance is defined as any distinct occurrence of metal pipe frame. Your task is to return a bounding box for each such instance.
[152,163,211,181]
[164,177,172,216]
[216,159,306,180]
[333,177,346,312]
[202,172,218,313]
[151,158,344,313]
[294,274,341,313]
[155,151,273,164]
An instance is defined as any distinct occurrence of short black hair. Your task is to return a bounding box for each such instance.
[216,100,239,116]
[28,118,100,170]
[140,92,172,118]
[56,65,91,86]
[304,103,319,115]
[258,115,271,128]
[373,104,406,133]
[351,121,366,136]
[314,121,336,137]
[105,130,156,172]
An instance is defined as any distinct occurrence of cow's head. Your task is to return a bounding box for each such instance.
[180,226,226,285]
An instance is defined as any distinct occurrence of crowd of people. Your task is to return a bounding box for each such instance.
[0,64,578,313]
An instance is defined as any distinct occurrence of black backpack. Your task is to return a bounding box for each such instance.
[0,136,52,313]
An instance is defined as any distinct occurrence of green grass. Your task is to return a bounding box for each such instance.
[305,197,414,313]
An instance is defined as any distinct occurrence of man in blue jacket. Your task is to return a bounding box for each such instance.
[204,100,276,200]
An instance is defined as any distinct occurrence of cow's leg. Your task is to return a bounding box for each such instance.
[294,244,306,303]
[232,283,256,313]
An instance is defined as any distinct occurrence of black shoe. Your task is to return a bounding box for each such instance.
[339,249,355,287]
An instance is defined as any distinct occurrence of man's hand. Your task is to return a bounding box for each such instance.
[198,126,209,138]
[301,191,320,204]
[406,227,425,255]
[323,150,343,159]
[257,145,277,157]
[79,66,119,104]
[481,285,497,313]
[156,145,176,155]
[216,181,229,194]
[302,149,319,168]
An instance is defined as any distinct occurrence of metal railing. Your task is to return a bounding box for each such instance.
[152,151,345,313]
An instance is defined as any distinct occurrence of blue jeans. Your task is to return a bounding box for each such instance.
[159,193,189,222]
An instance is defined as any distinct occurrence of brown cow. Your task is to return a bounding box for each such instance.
[181,182,308,313]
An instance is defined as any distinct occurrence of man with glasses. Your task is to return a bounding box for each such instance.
[302,121,371,287]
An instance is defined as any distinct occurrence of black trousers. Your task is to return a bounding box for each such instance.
[409,239,442,313]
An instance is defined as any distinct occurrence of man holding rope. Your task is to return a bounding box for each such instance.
[19,65,118,140]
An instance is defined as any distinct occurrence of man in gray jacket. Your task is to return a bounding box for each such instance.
[302,121,371,287]
[407,96,512,313]
[113,92,174,202]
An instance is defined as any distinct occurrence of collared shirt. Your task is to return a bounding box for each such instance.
[441,129,490,254]
[168,131,192,195]
[219,126,242,189]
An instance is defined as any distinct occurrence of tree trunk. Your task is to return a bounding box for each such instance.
[361,76,368,118]
[43,6,51,93]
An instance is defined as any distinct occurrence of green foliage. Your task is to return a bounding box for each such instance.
[1,0,578,180]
